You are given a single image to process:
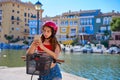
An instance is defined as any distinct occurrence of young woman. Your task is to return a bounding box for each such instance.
[26,21,62,80]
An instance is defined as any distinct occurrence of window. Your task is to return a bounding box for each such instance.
[24,13,27,17]
[108,26,110,30]
[16,28,19,31]
[87,18,89,25]
[71,29,76,34]
[96,18,101,23]
[65,21,68,26]
[74,21,77,26]
[0,10,2,14]
[0,16,2,20]
[60,21,64,26]
[17,17,19,20]
[80,19,83,25]
[84,18,87,25]
[100,27,106,32]
[17,11,19,14]
[17,22,19,25]
[61,28,66,32]
[82,27,85,32]
[11,16,14,20]
[12,4,15,7]
[11,27,14,30]
[32,28,36,34]
[108,17,112,24]
[28,19,29,22]
[28,13,30,17]
[12,10,14,12]
[89,18,92,24]
[103,17,107,25]
[0,22,1,26]
[115,35,120,40]
[70,21,73,26]
[24,29,27,32]
[12,22,14,24]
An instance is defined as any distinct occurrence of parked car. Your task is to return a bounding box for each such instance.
[107,47,120,54]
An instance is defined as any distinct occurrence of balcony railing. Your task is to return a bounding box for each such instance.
[21,31,29,35]
[11,18,21,22]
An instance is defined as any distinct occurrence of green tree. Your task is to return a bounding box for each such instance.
[4,35,13,43]
[23,40,29,45]
[110,17,120,31]
[71,38,79,46]
[104,30,110,36]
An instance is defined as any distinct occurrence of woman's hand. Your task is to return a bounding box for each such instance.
[26,34,43,54]
[33,35,44,50]
[31,40,39,47]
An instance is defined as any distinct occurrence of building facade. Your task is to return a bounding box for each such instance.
[59,10,79,44]
[95,11,119,41]
[43,9,120,45]
[1,0,120,46]
[0,0,43,43]
[78,9,102,44]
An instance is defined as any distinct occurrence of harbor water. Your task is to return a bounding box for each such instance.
[0,50,120,80]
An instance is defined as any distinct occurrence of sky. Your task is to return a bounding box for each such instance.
[21,0,120,17]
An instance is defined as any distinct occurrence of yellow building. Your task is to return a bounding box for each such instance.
[59,10,79,44]
[0,0,43,43]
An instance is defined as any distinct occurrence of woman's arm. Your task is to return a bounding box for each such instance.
[26,41,38,54]
[26,43,35,54]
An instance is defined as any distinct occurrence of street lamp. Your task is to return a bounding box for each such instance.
[35,1,42,34]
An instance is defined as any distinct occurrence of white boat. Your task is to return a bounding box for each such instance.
[72,45,82,52]
[93,44,107,53]
[60,44,72,52]
[81,44,93,53]
[65,45,73,52]
[61,44,83,52]
[106,46,120,54]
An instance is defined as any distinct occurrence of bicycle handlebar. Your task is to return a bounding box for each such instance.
[21,56,65,63]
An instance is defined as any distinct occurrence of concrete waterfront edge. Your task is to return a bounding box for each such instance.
[0,67,87,80]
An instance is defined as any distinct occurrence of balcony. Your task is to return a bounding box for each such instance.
[21,30,29,35]
[11,18,21,22]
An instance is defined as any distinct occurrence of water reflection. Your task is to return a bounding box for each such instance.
[0,50,26,67]
[60,53,120,80]
[0,50,120,80]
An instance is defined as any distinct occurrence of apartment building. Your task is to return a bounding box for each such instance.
[43,9,120,45]
[59,10,79,44]
[95,11,120,42]
[0,0,43,43]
